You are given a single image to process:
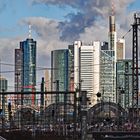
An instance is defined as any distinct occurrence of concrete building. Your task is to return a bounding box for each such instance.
[117,38,125,60]
[44,70,51,106]
[70,41,100,106]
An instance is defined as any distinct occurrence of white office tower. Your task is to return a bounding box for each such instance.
[73,41,100,106]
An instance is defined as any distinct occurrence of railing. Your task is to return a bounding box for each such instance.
[0,136,6,140]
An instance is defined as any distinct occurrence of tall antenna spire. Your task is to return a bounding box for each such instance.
[28,24,32,38]
[111,0,115,16]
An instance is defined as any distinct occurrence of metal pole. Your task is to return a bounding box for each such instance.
[16,73,20,108]
[81,91,87,140]
[2,89,5,132]
[40,77,44,126]
[73,91,77,139]
[55,80,59,134]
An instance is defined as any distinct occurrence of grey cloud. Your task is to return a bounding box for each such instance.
[0,37,22,91]
[24,0,136,60]
[31,0,135,41]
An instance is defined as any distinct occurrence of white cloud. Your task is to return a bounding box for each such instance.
[20,17,69,58]
[0,37,22,91]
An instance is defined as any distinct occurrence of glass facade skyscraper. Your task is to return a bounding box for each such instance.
[51,49,70,103]
[15,38,36,105]
[116,60,132,108]
[20,38,36,92]
[100,50,116,102]
[51,49,70,92]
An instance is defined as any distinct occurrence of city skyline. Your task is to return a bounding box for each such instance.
[0,0,139,91]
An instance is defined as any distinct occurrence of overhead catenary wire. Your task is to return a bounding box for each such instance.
[0,60,116,74]
[121,28,132,39]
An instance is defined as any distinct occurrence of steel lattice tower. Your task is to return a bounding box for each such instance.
[132,13,140,115]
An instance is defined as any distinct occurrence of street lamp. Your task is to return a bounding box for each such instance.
[96,92,101,98]
[96,92,101,104]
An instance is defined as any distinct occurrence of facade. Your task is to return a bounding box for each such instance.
[100,38,125,103]
[101,42,109,50]
[116,39,125,60]
[108,15,117,53]
[15,49,22,92]
[45,70,50,92]
[68,45,75,91]
[70,41,100,106]
[44,70,51,106]
[15,38,36,105]
[0,75,8,118]
[116,59,132,108]
[81,45,95,99]
[20,38,36,92]
[51,49,71,102]
[72,40,117,105]
[100,48,116,102]
[66,39,125,106]
[0,75,8,92]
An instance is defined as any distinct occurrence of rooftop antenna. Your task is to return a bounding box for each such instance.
[28,24,32,38]
[111,0,115,16]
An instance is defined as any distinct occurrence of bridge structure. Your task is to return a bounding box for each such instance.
[87,101,126,125]
[0,91,139,140]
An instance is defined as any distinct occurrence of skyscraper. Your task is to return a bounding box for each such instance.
[20,38,36,92]
[15,49,22,92]
[51,49,71,103]
[70,41,100,106]
[15,37,36,105]
[116,60,132,108]
[100,45,116,103]
[44,70,51,106]
[51,49,70,92]
[0,75,8,118]
[81,42,100,105]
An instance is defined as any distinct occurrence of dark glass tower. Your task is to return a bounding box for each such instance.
[51,49,69,92]
[15,38,36,105]
[15,49,22,92]
[20,38,36,92]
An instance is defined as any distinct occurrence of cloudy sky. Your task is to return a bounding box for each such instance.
[0,0,139,91]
